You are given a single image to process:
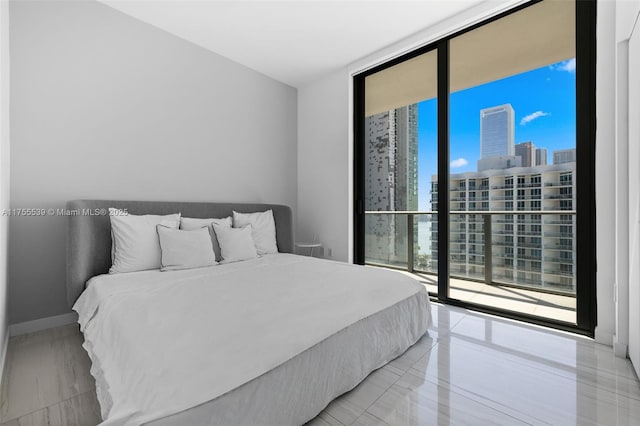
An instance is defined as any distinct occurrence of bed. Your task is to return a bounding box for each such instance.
[67,200,432,426]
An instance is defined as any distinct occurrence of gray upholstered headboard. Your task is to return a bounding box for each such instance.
[66,200,294,307]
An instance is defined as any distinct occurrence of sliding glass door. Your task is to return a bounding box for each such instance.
[354,0,596,335]
[361,49,438,282]
[447,0,578,322]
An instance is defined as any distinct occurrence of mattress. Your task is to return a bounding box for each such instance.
[74,254,431,426]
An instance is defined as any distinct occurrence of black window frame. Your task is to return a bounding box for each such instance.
[353,0,597,336]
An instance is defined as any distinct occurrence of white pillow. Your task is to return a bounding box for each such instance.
[232,210,278,255]
[157,225,217,271]
[180,216,232,262]
[109,209,181,273]
[213,223,258,264]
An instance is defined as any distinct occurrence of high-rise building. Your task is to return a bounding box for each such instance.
[536,148,548,166]
[430,162,576,292]
[364,105,418,264]
[480,104,515,159]
[553,148,576,164]
[515,141,535,167]
[477,155,521,172]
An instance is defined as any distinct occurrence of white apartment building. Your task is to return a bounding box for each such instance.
[430,162,576,293]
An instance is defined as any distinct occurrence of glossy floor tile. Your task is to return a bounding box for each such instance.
[2,303,639,426]
[405,308,640,425]
[0,392,101,426]
[368,371,532,426]
[0,324,95,424]
[328,303,636,426]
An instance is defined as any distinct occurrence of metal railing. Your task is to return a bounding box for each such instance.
[364,209,577,294]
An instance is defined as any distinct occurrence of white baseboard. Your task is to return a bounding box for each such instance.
[594,326,614,346]
[9,312,78,336]
[614,342,629,358]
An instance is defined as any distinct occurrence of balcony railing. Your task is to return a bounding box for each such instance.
[545,181,572,187]
[364,209,577,294]
[546,219,574,225]
[545,194,573,200]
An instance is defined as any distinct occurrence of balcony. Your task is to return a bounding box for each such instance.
[545,181,572,187]
[466,229,484,234]
[494,252,514,259]
[545,245,573,251]
[545,256,573,263]
[517,182,542,188]
[545,219,574,225]
[495,218,515,223]
[545,193,573,200]
[381,271,576,323]
[517,218,542,224]
[544,232,574,238]
[510,253,542,261]
[516,241,542,248]
[364,209,577,324]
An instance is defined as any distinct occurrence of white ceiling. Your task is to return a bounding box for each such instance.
[100,0,488,88]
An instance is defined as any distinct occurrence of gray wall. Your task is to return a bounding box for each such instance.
[9,0,297,324]
[297,68,350,263]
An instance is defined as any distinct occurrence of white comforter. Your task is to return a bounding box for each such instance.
[74,254,430,426]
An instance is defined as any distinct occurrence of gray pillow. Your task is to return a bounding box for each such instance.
[157,225,217,271]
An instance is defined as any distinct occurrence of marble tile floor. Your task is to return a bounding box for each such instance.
[1,303,637,426]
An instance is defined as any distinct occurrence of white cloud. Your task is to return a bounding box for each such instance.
[520,111,550,125]
[552,58,576,73]
[450,158,468,168]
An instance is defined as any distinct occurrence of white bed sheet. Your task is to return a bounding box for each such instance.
[74,254,431,426]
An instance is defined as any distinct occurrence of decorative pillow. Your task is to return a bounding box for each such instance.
[156,225,217,271]
[109,209,181,274]
[212,223,258,264]
[232,210,278,255]
[180,216,232,262]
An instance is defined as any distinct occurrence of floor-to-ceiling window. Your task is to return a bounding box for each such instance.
[361,49,438,275]
[354,0,596,335]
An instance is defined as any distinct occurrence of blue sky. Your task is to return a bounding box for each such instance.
[417,58,577,211]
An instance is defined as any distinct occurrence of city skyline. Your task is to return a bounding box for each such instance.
[363,58,578,292]
[417,58,577,211]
